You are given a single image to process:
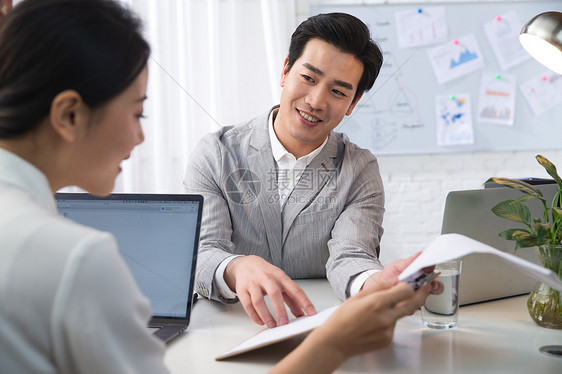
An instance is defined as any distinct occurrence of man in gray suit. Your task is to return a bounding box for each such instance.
[184,13,419,328]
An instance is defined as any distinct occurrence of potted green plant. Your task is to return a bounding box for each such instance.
[485,155,562,329]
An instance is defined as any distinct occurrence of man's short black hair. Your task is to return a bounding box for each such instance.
[286,12,383,104]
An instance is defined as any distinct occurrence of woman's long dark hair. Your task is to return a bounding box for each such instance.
[0,0,150,138]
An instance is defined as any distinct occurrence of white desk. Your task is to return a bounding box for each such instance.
[165,279,562,373]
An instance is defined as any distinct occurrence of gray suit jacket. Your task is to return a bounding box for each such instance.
[184,107,385,301]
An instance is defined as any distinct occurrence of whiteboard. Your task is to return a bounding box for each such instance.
[311,1,562,155]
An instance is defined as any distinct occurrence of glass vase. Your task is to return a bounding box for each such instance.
[527,244,562,329]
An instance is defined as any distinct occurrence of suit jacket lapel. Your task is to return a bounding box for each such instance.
[281,133,340,244]
[247,113,284,267]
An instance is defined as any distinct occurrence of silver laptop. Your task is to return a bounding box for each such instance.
[55,193,202,343]
[440,183,558,305]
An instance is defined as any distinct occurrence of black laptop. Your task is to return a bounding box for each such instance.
[55,193,202,343]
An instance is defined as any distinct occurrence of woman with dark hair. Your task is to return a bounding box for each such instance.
[0,1,437,373]
[0,0,167,373]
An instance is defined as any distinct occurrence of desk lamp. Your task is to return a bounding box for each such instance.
[519,11,562,74]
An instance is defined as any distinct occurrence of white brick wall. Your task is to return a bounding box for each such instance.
[377,150,562,263]
[296,0,561,264]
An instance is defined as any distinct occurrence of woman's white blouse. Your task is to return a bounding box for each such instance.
[0,148,169,374]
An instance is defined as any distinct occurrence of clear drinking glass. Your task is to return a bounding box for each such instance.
[421,258,463,329]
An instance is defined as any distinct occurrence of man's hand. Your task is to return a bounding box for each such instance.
[224,255,317,328]
[362,252,443,295]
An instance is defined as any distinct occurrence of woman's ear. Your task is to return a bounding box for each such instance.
[49,90,89,142]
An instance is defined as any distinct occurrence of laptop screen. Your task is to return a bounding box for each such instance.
[55,193,202,320]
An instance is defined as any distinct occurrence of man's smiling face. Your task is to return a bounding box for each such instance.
[274,38,364,158]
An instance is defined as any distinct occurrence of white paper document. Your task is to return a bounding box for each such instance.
[519,71,562,116]
[216,305,339,360]
[427,34,485,85]
[477,72,516,126]
[395,6,448,49]
[482,11,530,70]
[435,93,474,146]
[399,233,562,293]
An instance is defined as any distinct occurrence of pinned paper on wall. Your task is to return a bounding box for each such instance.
[395,6,448,49]
[477,72,516,125]
[435,93,474,146]
[483,10,531,70]
[520,71,562,116]
[428,34,485,84]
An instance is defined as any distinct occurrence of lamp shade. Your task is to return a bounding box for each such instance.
[519,11,562,74]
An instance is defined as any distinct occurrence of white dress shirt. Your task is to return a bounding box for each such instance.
[0,148,169,374]
[268,110,328,210]
[214,110,377,299]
